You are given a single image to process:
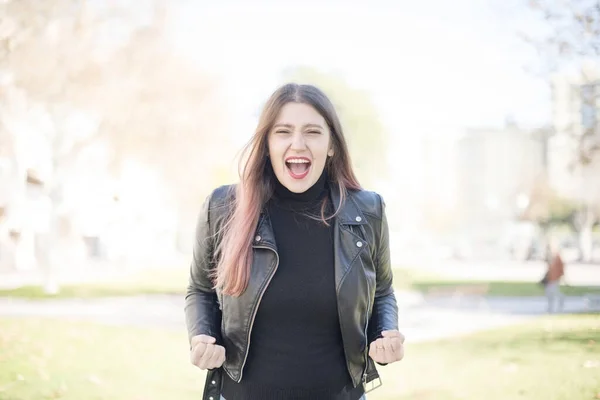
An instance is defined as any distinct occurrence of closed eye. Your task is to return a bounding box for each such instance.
[306,130,322,134]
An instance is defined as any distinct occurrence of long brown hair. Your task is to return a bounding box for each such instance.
[214,83,361,296]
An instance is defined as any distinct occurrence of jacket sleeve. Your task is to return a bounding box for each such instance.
[184,191,223,346]
[367,194,399,348]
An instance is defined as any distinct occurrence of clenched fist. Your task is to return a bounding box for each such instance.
[190,334,226,370]
[369,330,405,364]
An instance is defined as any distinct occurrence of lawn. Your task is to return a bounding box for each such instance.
[1,267,599,299]
[0,268,190,299]
[409,279,600,297]
[0,314,598,400]
[378,313,600,400]
[394,268,600,297]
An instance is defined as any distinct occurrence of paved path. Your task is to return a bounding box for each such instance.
[2,260,596,345]
[0,295,185,330]
[396,291,599,342]
[0,292,597,343]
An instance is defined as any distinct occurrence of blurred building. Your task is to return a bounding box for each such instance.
[419,133,458,227]
[549,65,600,197]
[0,104,181,271]
[455,120,550,255]
[0,94,55,271]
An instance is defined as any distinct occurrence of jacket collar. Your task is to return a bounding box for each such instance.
[253,210,277,249]
[253,184,366,249]
[329,184,367,226]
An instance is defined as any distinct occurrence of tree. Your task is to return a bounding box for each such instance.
[520,174,579,232]
[524,1,600,72]
[0,0,229,290]
[90,6,231,221]
[525,0,600,261]
[281,66,389,189]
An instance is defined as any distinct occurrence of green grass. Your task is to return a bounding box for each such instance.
[0,267,431,299]
[0,315,598,400]
[1,267,599,299]
[0,318,201,400]
[378,313,600,400]
[0,268,190,299]
[394,268,600,297]
[410,279,600,297]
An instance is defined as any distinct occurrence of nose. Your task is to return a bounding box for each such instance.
[290,131,307,150]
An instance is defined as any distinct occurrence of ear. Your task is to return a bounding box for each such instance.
[327,148,334,157]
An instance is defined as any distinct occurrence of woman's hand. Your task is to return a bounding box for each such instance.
[369,330,405,364]
[190,334,226,370]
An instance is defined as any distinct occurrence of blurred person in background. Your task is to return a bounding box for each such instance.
[184,83,403,400]
[542,238,566,313]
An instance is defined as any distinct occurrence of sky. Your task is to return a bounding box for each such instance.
[1,0,568,239]
[165,0,554,221]
[169,0,551,141]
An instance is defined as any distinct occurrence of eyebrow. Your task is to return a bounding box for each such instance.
[273,123,324,130]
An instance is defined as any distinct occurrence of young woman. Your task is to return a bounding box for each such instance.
[185,83,403,400]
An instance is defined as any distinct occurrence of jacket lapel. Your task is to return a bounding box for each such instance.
[251,186,367,289]
[252,210,277,251]
[330,186,368,291]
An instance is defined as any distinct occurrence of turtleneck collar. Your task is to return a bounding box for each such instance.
[272,167,329,204]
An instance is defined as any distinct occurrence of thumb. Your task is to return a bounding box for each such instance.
[192,334,216,346]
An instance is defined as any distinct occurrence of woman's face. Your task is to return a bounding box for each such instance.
[267,102,334,193]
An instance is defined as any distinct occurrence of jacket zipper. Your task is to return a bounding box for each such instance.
[236,244,279,383]
[335,271,355,387]
[360,257,371,386]
[336,242,369,387]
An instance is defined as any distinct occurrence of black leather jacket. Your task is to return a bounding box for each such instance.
[184,184,399,400]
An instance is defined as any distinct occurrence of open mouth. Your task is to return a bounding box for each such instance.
[285,157,312,179]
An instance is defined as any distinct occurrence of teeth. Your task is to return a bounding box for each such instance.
[286,159,310,164]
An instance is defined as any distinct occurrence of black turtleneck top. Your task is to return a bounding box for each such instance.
[221,170,364,400]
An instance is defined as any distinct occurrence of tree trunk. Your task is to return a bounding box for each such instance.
[7,155,34,272]
[38,183,65,295]
[577,207,596,263]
